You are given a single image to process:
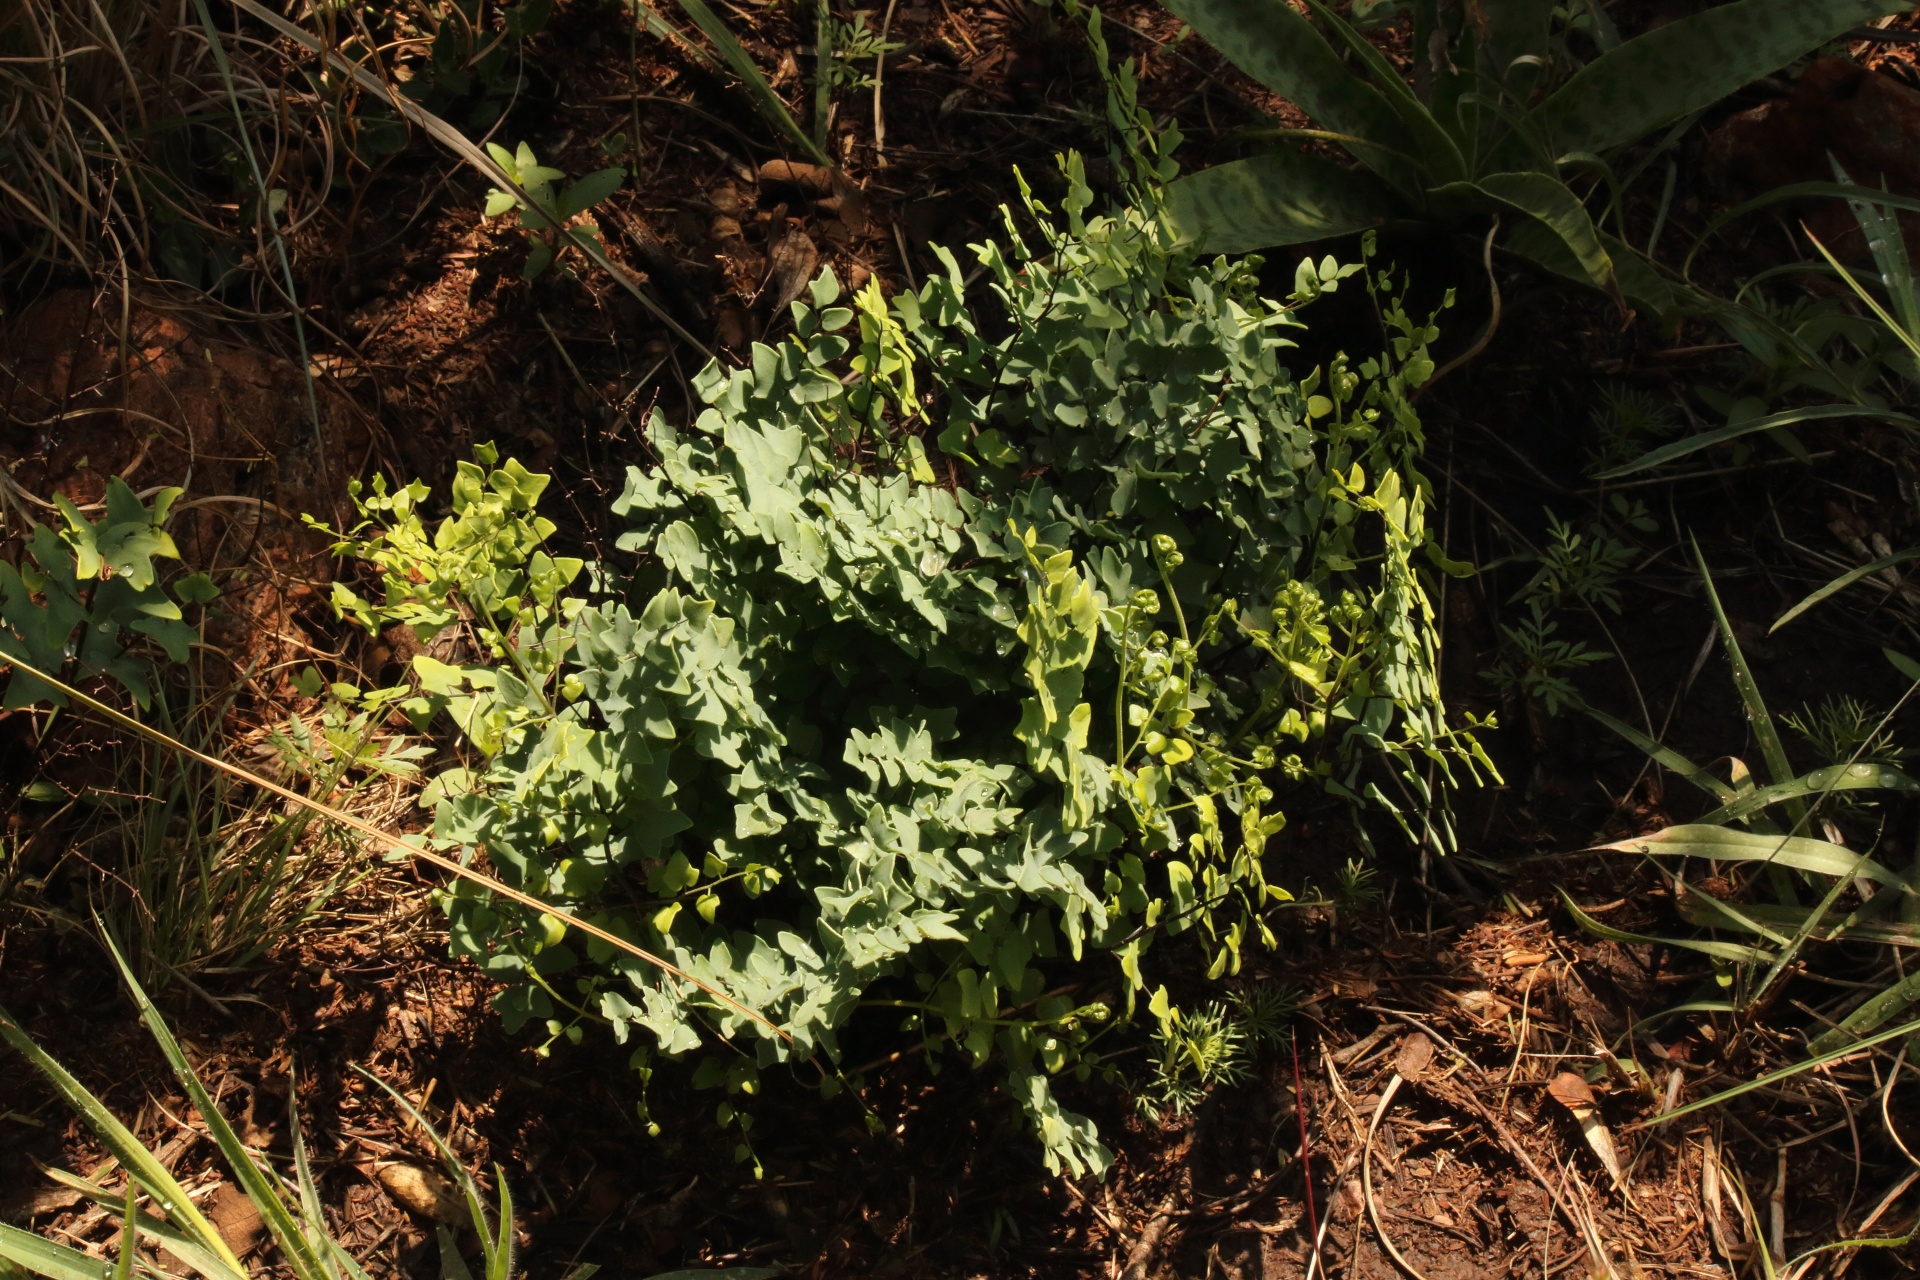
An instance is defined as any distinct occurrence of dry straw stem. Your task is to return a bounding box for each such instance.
[0,650,789,1044]
[0,0,302,290]
[217,0,710,356]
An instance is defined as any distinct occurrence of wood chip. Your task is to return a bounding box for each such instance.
[0,1180,83,1222]
[1394,1032,1434,1082]
[1547,1072,1595,1110]
[756,160,836,198]
[762,229,820,313]
[1454,989,1511,1021]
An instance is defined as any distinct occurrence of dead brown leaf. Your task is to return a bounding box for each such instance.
[208,1181,267,1256]
[1548,1072,1595,1110]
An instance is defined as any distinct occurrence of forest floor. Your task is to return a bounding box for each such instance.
[6,1,1920,1276]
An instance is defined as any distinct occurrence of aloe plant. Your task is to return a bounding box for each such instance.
[1161,0,1909,309]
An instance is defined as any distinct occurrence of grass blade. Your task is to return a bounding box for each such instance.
[1834,159,1920,342]
[1651,1011,1920,1126]
[0,1223,113,1280]
[100,936,334,1280]
[1693,543,1799,812]
[667,0,831,167]
[1806,229,1920,369]
[111,1185,135,1280]
[1772,548,1920,632]
[1580,702,1735,802]
[0,1004,243,1277]
[0,650,785,1043]
[1807,966,1920,1054]
[624,0,720,72]
[1594,825,1907,889]
[41,1171,243,1280]
[1669,882,1796,947]
[1694,762,1920,825]
[1675,897,1918,947]
[1596,403,1920,477]
[1686,181,1920,273]
[352,1066,504,1264]
[221,0,711,357]
[1558,888,1777,963]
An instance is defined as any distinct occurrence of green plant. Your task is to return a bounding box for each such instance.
[1576,550,1920,1073]
[1585,384,1681,472]
[75,662,431,991]
[811,5,900,149]
[1518,506,1640,615]
[0,938,507,1280]
[1332,855,1382,907]
[0,937,777,1280]
[1159,0,1907,308]
[818,9,896,92]
[1785,694,1905,770]
[481,142,626,280]
[1137,995,1249,1121]
[1482,599,1608,716]
[314,40,1488,1175]
[398,0,552,125]
[81,690,367,991]
[0,478,214,711]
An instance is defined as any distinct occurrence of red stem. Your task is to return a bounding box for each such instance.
[1292,1029,1322,1271]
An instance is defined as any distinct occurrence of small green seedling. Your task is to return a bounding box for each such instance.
[482,141,626,280]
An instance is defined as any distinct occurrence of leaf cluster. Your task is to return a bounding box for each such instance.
[1161,0,1907,309]
[0,478,214,710]
[319,157,1489,1175]
[481,142,625,280]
